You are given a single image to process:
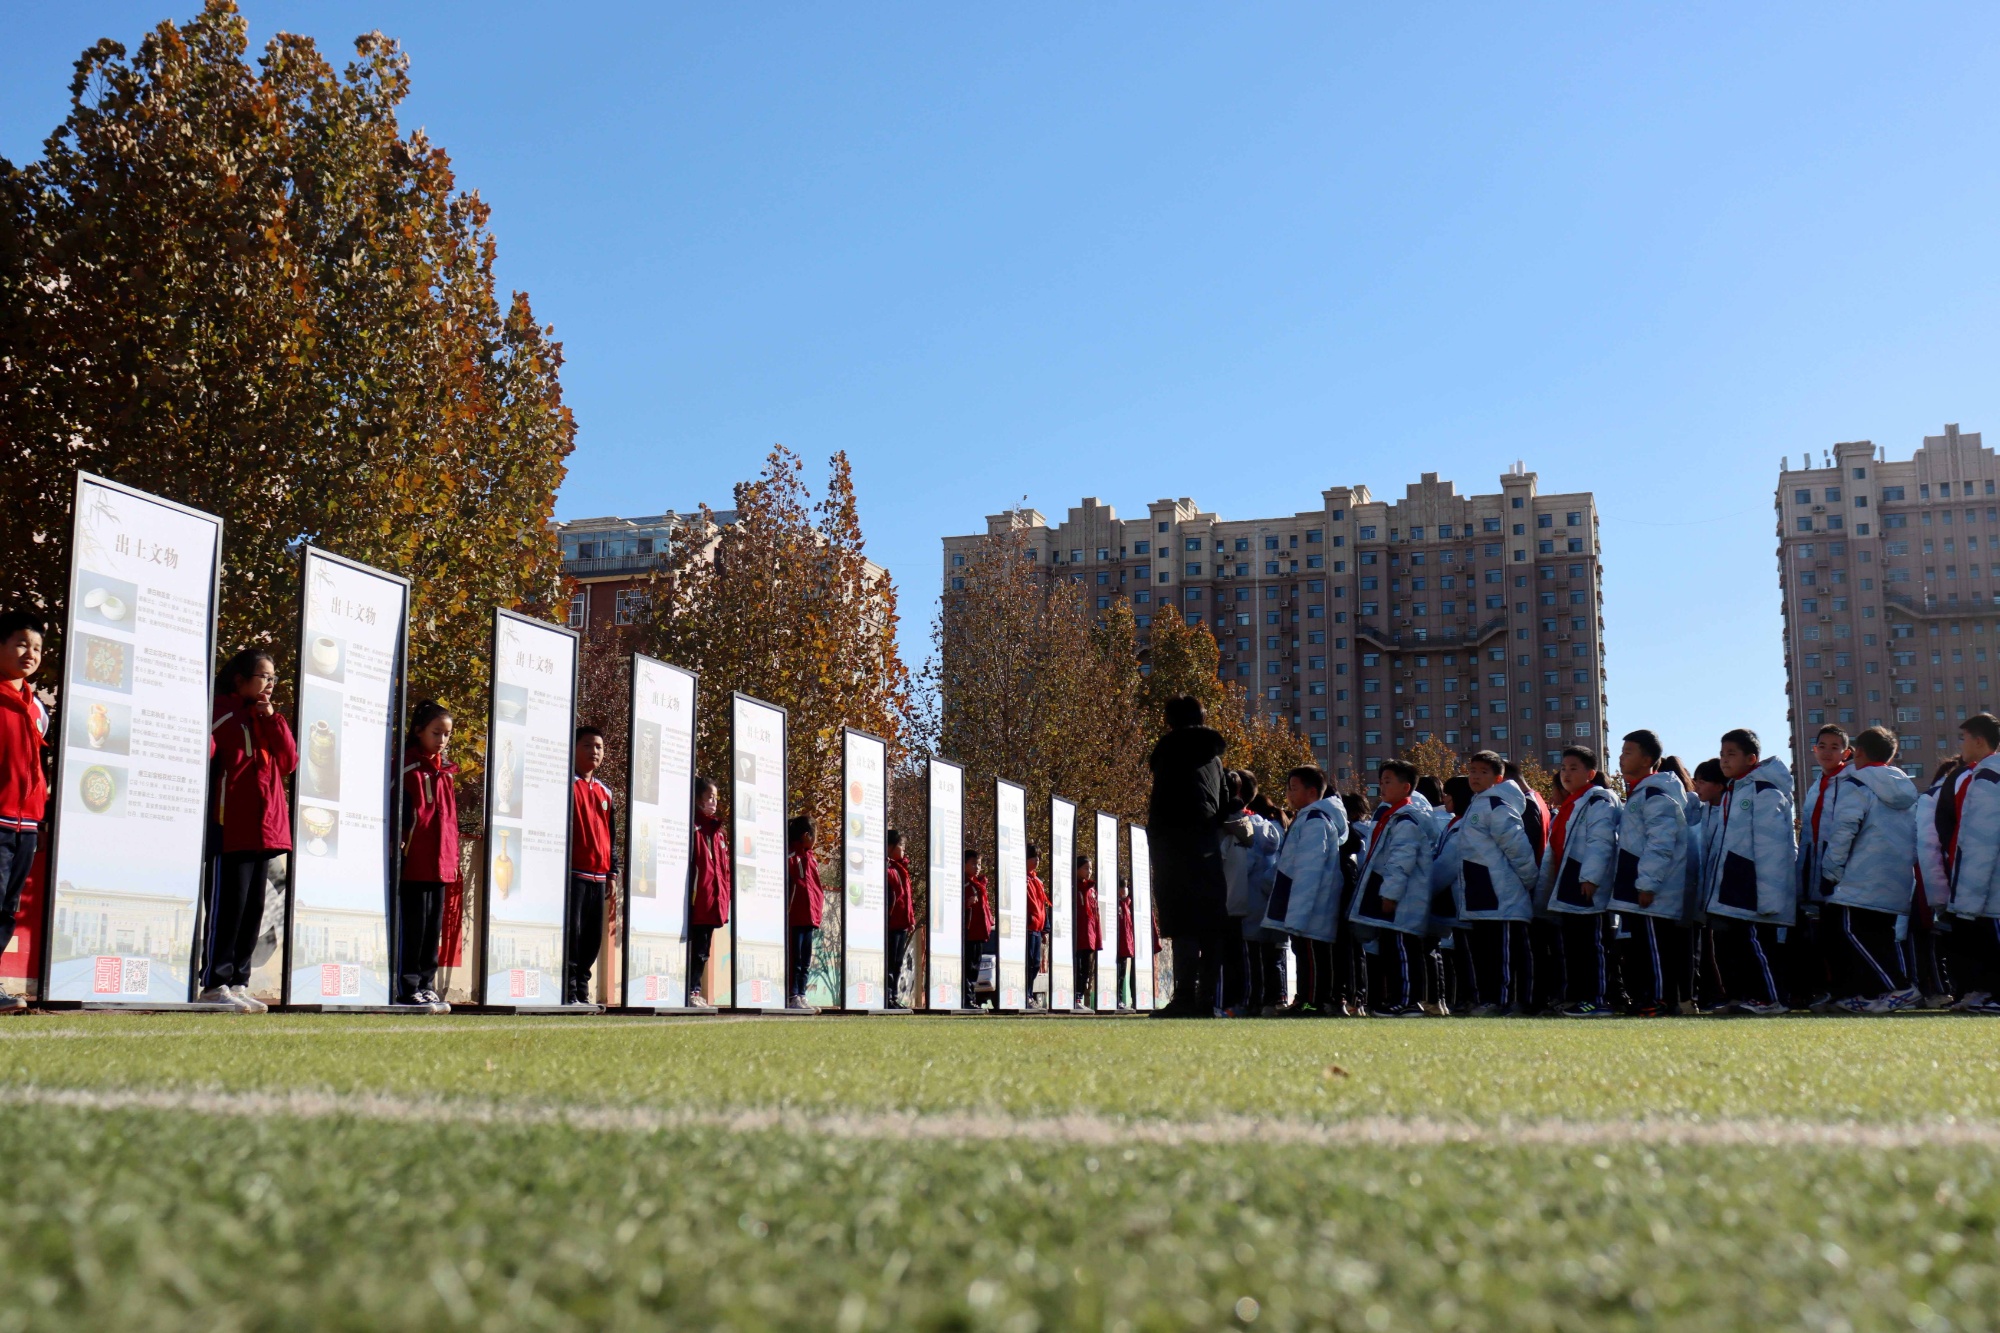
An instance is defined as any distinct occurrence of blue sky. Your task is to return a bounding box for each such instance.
[9,2,2000,768]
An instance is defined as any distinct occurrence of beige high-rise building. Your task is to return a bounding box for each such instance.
[1777,423,2000,786]
[941,467,1606,792]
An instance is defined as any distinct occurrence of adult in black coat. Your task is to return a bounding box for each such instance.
[1146,695,1230,1016]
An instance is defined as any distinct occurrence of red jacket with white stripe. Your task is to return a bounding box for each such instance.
[571,774,616,879]
[399,750,460,884]
[212,697,298,854]
[0,681,49,831]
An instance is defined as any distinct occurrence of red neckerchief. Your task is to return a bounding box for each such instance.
[1951,764,1981,866]
[1810,764,1842,842]
[1548,778,1595,870]
[1363,796,1410,868]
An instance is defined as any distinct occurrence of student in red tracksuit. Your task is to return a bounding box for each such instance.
[1117,878,1137,1010]
[687,775,729,1008]
[396,700,458,1012]
[567,726,616,1007]
[0,613,48,1014]
[884,828,915,1008]
[205,648,297,1013]
[1024,842,1050,1009]
[963,847,994,1008]
[1073,853,1102,1011]
[786,815,823,1011]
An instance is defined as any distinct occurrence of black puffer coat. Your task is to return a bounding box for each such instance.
[1145,725,1230,936]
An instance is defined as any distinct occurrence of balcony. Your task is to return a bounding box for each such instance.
[1884,592,1994,621]
[1354,616,1507,650]
[564,553,663,578]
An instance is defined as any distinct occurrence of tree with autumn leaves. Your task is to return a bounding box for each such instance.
[0,2,573,797]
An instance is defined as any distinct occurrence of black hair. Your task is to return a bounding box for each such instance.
[1025,842,1040,860]
[1692,758,1725,786]
[1286,764,1328,796]
[1961,713,2000,748]
[1622,729,1662,763]
[1467,750,1505,775]
[1341,792,1369,820]
[1415,774,1444,804]
[1660,756,1694,789]
[694,775,716,800]
[1235,769,1259,804]
[886,828,902,847]
[1076,853,1092,868]
[1853,727,1897,764]
[1816,723,1850,746]
[1163,695,1205,730]
[1249,793,1286,822]
[1561,744,1600,770]
[1720,727,1761,757]
[1379,759,1418,785]
[576,725,605,743]
[786,815,813,843]
[217,646,275,696]
[1934,758,1967,851]
[1502,759,1524,780]
[963,846,982,863]
[407,698,451,745]
[1443,774,1473,815]
[0,611,47,642]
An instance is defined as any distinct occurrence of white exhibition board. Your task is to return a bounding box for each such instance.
[1050,797,1075,1010]
[927,759,963,1009]
[1094,811,1118,1012]
[46,474,222,1003]
[1132,827,1155,1010]
[481,609,577,1006]
[288,547,406,1006]
[995,778,1028,1011]
[623,655,697,1007]
[842,729,888,1010]
[730,694,787,1010]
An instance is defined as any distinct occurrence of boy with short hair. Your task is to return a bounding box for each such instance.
[1794,723,1852,1008]
[1261,764,1347,1015]
[1613,729,1691,1016]
[1946,713,2000,1013]
[1818,726,1921,1012]
[1073,853,1102,1011]
[0,613,48,1014]
[1348,759,1436,1017]
[785,814,824,1012]
[566,725,616,1007]
[1455,750,1539,1015]
[1706,728,1796,1016]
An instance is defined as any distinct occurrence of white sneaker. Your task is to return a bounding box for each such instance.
[788,995,818,1014]
[1831,995,1874,1015]
[0,993,27,1013]
[1737,999,1789,1017]
[198,986,248,1010]
[1951,990,1993,1013]
[228,985,268,1013]
[1866,986,1921,1014]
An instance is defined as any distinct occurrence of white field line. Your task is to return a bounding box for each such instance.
[1,1084,1997,1150]
[0,1017,761,1040]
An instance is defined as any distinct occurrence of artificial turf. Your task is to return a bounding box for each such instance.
[0,1013,1996,1330]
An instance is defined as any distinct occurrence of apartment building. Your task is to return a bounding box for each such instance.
[1777,423,2000,786]
[940,467,1607,791]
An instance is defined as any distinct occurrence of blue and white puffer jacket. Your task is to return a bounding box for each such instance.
[1611,770,1690,921]
[1914,770,1954,911]
[1349,793,1435,937]
[1818,763,1918,915]
[1430,815,1464,934]
[1706,755,1798,925]
[1949,754,2000,919]
[1452,780,1538,922]
[1221,809,1282,923]
[1261,797,1347,942]
[1796,765,1848,906]
[1536,786,1622,915]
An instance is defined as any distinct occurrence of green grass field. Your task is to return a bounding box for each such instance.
[1,1014,1998,1331]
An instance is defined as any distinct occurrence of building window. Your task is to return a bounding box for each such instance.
[951,553,966,567]
[1359,526,1377,540]
[613,590,648,625]
[1538,514,1553,529]
[951,577,965,591]
[567,593,586,629]
[1134,540,1150,554]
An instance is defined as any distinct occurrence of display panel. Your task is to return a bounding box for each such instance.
[1131,827,1155,1010]
[995,779,1027,1011]
[1049,797,1075,1010]
[622,655,697,1007]
[480,610,578,1007]
[45,474,223,1003]
[287,547,407,1006]
[730,694,787,1010]
[926,759,963,1010]
[1094,812,1118,1012]
[841,729,887,1010]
